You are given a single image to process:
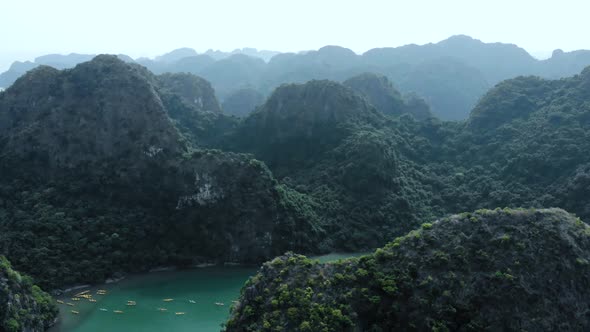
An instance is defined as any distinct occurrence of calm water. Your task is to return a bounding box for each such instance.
[50,252,369,332]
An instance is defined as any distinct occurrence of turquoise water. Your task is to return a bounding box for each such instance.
[50,252,370,332]
[49,267,255,332]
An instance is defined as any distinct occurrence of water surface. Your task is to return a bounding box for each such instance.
[50,267,255,332]
[50,252,369,332]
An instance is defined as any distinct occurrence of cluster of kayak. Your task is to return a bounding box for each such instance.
[56,289,108,315]
[56,289,230,316]
[97,298,225,315]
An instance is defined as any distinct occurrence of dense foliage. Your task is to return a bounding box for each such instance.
[0,56,320,289]
[2,55,590,316]
[0,256,57,332]
[232,67,590,247]
[439,67,590,216]
[227,208,590,331]
[225,80,439,250]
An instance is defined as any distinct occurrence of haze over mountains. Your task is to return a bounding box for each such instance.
[2,35,590,121]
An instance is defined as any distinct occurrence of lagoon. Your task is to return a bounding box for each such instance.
[50,252,369,332]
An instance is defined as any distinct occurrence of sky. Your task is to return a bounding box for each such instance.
[1,0,589,71]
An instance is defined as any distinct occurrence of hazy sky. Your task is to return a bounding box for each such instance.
[1,0,588,71]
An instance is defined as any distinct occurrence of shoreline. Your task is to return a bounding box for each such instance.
[53,261,256,295]
[51,252,366,295]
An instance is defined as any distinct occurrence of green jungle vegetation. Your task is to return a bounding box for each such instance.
[226,208,590,331]
[0,256,58,332]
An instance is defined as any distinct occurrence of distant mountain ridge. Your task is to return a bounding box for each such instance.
[3,35,590,120]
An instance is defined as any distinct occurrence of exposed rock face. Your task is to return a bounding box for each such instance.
[227,208,590,332]
[167,151,321,263]
[0,256,57,332]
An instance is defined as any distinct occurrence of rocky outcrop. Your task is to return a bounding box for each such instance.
[227,208,590,331]
[167,150,322,263]
[0,256,57,332]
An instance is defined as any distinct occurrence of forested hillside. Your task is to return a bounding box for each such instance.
[0,56,320,289]
[1,57,590,316]
[218,65,590,253]
[227,208,590,331]
[5,1,590,331]
[226,80,437,250]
